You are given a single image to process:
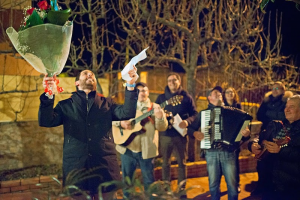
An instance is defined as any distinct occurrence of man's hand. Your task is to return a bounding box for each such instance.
[193,131,204,141]
[43,74,57,89]
[179,120,188,129]
[265,140,281,153]
[241,127,251,137]
[121,121,133,130]
[153,104,164,119]
[126,66,138,91]
[251,143,262,155]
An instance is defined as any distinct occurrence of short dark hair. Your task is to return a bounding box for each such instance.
[135,82,148,88]
[167,72,181,83]
[75,72,81,82]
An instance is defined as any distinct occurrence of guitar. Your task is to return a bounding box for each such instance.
[112,95,183,146]
[255,136,290,161]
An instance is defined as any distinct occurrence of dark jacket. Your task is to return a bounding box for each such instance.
[155,86,197,137]
[258,120,300,193]
[257,91,293,130]
[224,101,241,109]
[38,89,138,193]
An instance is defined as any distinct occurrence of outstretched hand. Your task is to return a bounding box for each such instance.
[43,74,57,89]
[126,66,138,86]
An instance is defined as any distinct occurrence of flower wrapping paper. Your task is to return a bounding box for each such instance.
[6,22,73,77]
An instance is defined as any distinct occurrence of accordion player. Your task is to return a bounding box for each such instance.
[200,106,253,149]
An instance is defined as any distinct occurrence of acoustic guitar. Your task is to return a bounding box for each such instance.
[255,136,290,161]
[112,95,183,146]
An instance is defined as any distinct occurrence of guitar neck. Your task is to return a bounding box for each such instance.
[134,101,168,124]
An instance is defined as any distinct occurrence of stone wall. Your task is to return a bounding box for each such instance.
[0,121,63,170]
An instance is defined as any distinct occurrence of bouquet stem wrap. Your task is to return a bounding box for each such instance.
[6,22,73,99]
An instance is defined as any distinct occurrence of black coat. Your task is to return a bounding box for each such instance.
[38,89,138,193]
[155,86,197,137]
[260,120,300,193]
[257,91,293,130]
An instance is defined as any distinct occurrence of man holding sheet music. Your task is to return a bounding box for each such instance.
[187,86,250,200]
[155,72,197,191]
[39,69,138,200]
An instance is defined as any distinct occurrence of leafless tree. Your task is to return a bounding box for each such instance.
[113,0,299,100]
[61,0,132,95]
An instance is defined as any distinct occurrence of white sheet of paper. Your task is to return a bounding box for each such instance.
[235,120,251,142]
[121,47,149,81]
[173,114,187,137]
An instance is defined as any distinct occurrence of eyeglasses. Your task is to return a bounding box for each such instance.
[272,87,282,91]
[167,79,178,83]
[138,89,148,93]
[225,91,234,94]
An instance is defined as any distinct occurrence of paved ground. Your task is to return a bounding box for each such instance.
[176,172,261,200]
[1,172,262,200]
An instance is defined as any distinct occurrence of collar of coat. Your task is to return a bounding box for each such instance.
[164,85,187,99]
[263,91,293,103]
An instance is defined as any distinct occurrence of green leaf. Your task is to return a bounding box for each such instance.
[26,9,44,27]
[260,0,270,12]
[46,9,70,26]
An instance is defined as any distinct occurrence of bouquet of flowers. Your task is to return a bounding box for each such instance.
[6,0,73,99]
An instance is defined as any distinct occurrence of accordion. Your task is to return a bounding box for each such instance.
[200,106,253,149]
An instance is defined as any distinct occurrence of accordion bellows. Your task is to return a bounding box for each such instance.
[200,106,253,149]
[6,22,73,77]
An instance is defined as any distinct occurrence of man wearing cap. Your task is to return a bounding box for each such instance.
[114,82,168,195]
[155,72,197,191]
[187,86,250,200]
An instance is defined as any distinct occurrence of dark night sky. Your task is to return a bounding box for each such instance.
[265,1,300,64]
[61,1,300,73]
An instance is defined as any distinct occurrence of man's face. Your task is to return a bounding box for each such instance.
[272,84,284,98]
[284,99,300,123]
[167,75,181,93]
[137,85,149,102]
[208,90,223,106]
[76,70,96,91]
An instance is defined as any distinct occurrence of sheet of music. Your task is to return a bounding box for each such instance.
[235,120,251,142]
[173,114,187,137]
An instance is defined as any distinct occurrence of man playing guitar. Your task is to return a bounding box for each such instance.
[113,82,168,197]
[249,95,300,200]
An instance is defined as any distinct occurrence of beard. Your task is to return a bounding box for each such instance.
[78,79,96,91]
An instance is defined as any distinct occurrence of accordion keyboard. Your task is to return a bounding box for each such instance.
[200,110,211,149]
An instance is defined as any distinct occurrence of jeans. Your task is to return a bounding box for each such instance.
[121,149,155,191]
[205,149,238,200]
[159,135,187,187]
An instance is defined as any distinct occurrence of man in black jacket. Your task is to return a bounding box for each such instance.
[250,95,300,200]
[39,69,138,199]
[257,81,293,131]
[155,72,197,189]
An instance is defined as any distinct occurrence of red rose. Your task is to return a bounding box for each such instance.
[26,7,35,15]
[57,86,64,93]
[37,0,50,11]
